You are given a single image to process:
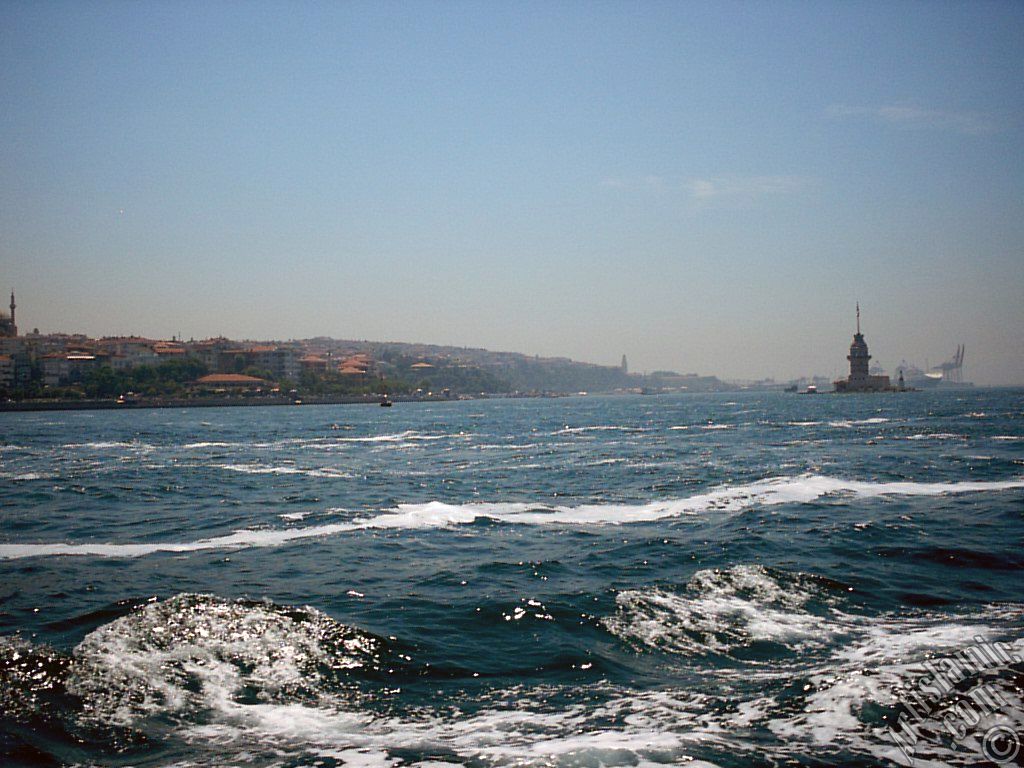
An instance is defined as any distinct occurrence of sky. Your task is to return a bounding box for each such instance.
[1,1,1022,384]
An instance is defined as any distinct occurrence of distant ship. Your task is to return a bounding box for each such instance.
[898,346,974,390]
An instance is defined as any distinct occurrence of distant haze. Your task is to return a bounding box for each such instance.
[2,2,1022,384]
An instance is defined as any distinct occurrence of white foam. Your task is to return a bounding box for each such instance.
[67,594,381,729]
[829,417,890,428]
[587,457,626,467]
[603,568,1024,764]
[0,523,360,560]
[765,617,1024,757]
[182,689,703,767]
[62,440,149,449]
[555,425,646,435]
[27,587,1024,767]
[218,464,352,479]
[334,431,451,443]
[3,474,1022,559]
[61,599,713,766]
[183,432,453,451]
[0,471,45,481]
[603,565,833,655]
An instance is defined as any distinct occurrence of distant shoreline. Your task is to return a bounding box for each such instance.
[0,394,433,412]
[0,391,580,413]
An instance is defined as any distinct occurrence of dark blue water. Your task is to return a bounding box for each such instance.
[1,391,1022,767]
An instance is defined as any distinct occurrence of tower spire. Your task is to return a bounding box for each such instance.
[856,302,860,335]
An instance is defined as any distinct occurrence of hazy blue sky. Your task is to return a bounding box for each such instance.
[2,1,1022,383]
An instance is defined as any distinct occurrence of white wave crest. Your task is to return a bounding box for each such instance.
[2,474,1022,560]
[334,431,452,443]
[67,593,381,728]
[555,425,647,435]
[56,594,720,766]
[218,464,353,479]
[62,440,150,450]
[829,417,890,428]
[603,565,834,655]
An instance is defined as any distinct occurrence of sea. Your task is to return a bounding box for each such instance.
[1,390,1022,768]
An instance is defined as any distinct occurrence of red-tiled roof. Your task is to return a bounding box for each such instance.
[195,373,268,385]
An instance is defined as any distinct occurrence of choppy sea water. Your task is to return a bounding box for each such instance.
[1,390,1022,768]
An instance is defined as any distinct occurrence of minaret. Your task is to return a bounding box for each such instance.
[856,301,860,335]
[8,289,15,337]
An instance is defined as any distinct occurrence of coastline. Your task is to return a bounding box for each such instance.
[0,394,439,412]
[0,391,578,412]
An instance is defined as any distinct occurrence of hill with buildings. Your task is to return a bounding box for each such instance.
[0,322,732,404]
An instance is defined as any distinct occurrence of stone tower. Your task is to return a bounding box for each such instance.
[846,303,870,385]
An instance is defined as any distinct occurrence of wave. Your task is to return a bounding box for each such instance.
[217,463,354,479]
[3,583,1022,767]
[765,611,1024,764]
[61,440,151,450]
[603,565,837,655]
[0,471,47,481]
[604,565,1024,763]
[0,594,716,766]
[828,417,890,428]
[333,430,453,443]
[555,425,648,435]
[3,592,715,766]
[178,432,455,451]
[64,594,392,729]
[2,474,1022,560]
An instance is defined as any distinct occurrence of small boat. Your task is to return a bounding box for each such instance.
[380,395,393,407]
[798,385,818,395]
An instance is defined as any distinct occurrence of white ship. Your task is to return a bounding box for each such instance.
[898,346,973,389]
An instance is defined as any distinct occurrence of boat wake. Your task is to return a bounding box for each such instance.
[3,578,1021,767]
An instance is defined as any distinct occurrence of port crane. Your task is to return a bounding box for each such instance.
[933,345,965,384]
